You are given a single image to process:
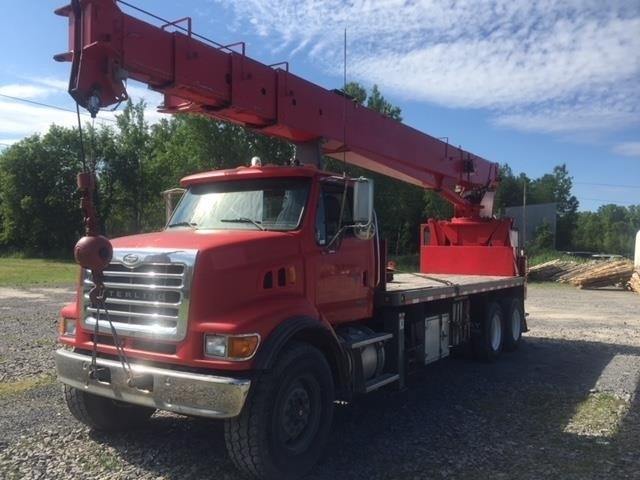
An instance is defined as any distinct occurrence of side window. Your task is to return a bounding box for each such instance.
[315,183,354,245]
[315,195,327,245]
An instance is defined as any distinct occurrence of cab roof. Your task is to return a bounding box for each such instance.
[180,164,330,187]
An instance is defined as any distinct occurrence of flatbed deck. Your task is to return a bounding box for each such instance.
[377,273,525,307]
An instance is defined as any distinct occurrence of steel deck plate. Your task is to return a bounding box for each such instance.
[377,273,525,307]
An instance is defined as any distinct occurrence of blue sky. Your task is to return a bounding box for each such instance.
[1,0,639,212]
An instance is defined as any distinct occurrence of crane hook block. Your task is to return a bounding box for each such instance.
[74,235,113,272]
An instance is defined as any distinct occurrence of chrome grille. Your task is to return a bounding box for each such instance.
[82,249,197,342]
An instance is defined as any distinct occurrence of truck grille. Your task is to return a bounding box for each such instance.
[82,249,198,342]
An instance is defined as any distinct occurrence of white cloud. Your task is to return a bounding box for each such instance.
[0,84,53,99]
[491,99,640,135]
[28,77,69,92]
[0,79,166,140]
[211,0,640,137]
[613,142,640,157]
[3,1,638,152]
[0,99,112,135]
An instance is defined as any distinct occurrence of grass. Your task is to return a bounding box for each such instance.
[527,249,594,266]
[564,392,629,438]
[0,257,79,286]
[0,374,57,397]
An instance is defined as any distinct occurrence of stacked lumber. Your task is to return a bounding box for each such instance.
[527,259,596,282]
[568,260,634,289]
[528,259,635,289]
[630,268,640,294]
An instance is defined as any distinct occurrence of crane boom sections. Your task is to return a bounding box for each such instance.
[55,0,500,217]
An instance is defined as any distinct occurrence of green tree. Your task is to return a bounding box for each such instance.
[573,211,603,253]
[0,126,84,255]
[100,100,151,235]
[528,220,554,255]
[343,82,367,104]
[551,165,579,250]
[423,190,452,221]
[145,114,294,229]
[597,204,635,256]
[527,164,578,249]
[494,164,529,212]
[327,82,422,254]
[572,205,640,257]
[366,84,402,121]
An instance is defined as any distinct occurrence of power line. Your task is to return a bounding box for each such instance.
[0,93,117,123]
[574,181,640,189]
[580,197,638,205]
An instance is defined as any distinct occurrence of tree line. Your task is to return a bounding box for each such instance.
[1,85,638,259]
[495,164,640,257]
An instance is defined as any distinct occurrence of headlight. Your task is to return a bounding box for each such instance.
[59,318,76,337]
[204,333,260,360]
[204,335,227,357]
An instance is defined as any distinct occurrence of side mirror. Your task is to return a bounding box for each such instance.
[353,178,373,225]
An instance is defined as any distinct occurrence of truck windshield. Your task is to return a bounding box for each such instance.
[167,177,311,231]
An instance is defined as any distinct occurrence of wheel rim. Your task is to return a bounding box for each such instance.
[277,375,322,455]
[510,307,522,341]
[490,312,502,351]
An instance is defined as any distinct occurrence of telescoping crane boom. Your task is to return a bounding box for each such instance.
[55,0,520,276]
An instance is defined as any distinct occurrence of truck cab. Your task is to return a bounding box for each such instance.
[58,164,376,408]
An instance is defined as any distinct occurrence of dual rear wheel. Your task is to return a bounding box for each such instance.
[472,297,524,362]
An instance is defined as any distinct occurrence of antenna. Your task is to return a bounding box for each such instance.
[342,27,348,171]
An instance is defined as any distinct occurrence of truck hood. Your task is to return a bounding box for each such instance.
[110,229,301,268]
[111,228,307,330]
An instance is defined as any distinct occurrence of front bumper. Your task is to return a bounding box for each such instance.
[56,349,251,418]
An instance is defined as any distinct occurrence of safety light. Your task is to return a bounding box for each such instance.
[204,333,260,360]
[59,318,76,337]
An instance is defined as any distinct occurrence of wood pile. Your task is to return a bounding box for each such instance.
[630,268,640,294]
[528,259,596,282]
[569,260,634,289]
[528,259,635,289]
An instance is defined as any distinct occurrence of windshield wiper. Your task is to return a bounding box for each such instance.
[167,221,197,228]
[220,217,265,231]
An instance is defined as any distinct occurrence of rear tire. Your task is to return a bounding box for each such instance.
[63,385,155,431]
[224,342,334,480]
[502,297,524,352]
[472,301,503,362]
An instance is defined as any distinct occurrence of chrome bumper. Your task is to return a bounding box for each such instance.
[56,349,251,418]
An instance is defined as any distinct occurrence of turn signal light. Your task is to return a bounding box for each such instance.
[228,335,260,359]
[204,333,260,360]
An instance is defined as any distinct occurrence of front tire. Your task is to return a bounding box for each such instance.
[225,342,334,480]
[63,385,155,431]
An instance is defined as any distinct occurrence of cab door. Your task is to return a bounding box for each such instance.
[310,181,375,324]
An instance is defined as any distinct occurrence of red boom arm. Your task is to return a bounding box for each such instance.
[55,0,500,219]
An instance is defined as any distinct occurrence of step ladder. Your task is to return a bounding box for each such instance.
[345,332,401,393]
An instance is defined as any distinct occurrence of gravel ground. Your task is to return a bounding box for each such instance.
[1,283,639,479]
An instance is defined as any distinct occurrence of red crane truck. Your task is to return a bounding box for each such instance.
[54,1,527,479]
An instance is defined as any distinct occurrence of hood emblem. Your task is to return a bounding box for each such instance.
[122,254,141,267]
